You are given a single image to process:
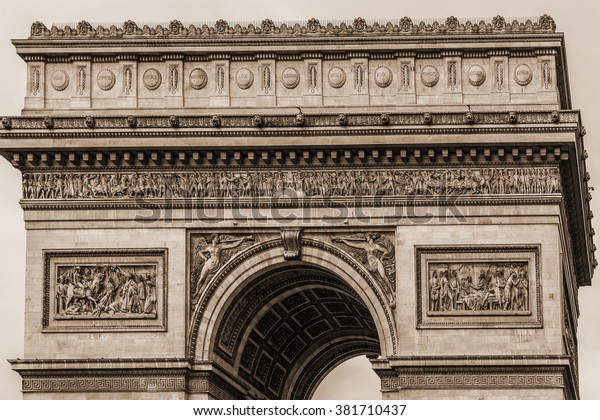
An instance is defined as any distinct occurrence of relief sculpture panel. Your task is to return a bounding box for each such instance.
[416,246,541,329]
[189,233,255,302]
[331,232,396,307]
[22,167,561,201]
[43,249,167,331]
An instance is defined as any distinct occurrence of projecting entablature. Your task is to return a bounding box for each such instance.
[12,15,570,114]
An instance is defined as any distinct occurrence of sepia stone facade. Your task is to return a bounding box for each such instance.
[0,15,593,399]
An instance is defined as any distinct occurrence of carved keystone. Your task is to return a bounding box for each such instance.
[281,230,302,260]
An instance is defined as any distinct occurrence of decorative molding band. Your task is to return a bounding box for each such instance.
[21,167,561,201]
[22,376,186,393]
[0,111,580,132]
[381,373,564,390]
[28,16,556,39]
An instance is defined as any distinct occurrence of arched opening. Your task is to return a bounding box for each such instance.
[213,264,380,399]
[190,239,395,400]
[312,356,381,400]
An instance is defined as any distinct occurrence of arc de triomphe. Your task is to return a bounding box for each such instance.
[0,16,593,399]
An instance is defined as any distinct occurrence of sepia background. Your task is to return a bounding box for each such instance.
[0,0,598,400]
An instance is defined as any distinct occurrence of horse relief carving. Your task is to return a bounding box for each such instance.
[55,264,158,319]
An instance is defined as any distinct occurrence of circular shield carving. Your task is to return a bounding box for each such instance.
[374,66,393,88]
[143,68,162,90]
[328,67,346,88]
[235,68,254,90]
[468,65,486,86]
[514,64,533,86]
[420,65,439,87]
[281,67,300,89]
[96,68,116,91]
[51,69,69,91]
[189,68,208,90]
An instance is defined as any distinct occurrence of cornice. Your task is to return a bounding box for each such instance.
[0,110,581,134]
[25,16,557,40]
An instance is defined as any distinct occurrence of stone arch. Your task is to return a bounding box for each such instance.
[187,238,397,399]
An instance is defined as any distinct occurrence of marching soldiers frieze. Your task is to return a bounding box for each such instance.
[22,167,561,200]
[55,264,158,319]
[428,261,530,313]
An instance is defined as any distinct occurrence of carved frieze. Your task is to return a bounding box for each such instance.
[331,232,396,307]
[143,68,162,90]
[43,249,167,331]
[416,246,542,329]
[51,69,69,91]
[97,68,115,91]
[190,233,255,301]
[21,167,562,201]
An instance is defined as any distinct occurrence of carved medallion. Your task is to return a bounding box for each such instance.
[468,65,486,86]
[189,68,208,90]
[281,67,300,89]
[97,68,116,91]
[143,68,162,90]
[235,68,254,89]
[328,67,346,88]
[51,69,70,91]
[374,66,393,88]
[514,64,533,86]
[420,65,439,87]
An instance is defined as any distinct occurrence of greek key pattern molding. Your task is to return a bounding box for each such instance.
[381,374,564,390]
[22,377,185,393]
